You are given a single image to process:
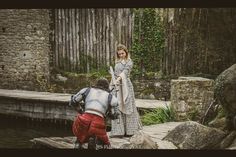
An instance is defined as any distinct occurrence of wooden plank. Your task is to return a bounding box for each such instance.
[118,9,121,44]
[67,9,73,71]
[109,9,114,64]
[75,9,79,71]
[94,9,98,69]
[80,9,84,72]
[106,9,110,66]
[88,9,92,72]
[91,9,96,70]
[65,9,69,71]
[54,9,59,67]
[58,9,62,68]
[101,9,105,67]
[71,9,76,72]
[78,9,82,72]
[85,9,89,73]
[98,9,102,70]
[62,9,66,70]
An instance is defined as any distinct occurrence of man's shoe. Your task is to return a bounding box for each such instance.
[88,136,96,149]
[74,139,83,149]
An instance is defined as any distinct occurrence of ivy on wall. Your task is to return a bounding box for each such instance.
[131,8,165,79]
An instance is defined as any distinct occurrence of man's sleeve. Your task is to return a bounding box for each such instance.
[72,87,88,103]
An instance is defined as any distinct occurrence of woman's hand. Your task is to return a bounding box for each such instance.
[115,76,122,85]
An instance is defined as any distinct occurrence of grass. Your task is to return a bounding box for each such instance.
[141,105,175,126]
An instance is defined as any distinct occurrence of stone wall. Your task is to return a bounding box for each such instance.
[133,79,171,100]
[171,77,214,121]
[0,9,51,91]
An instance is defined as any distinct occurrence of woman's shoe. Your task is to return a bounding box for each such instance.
[124,134,133,137]
[109,135,124,138]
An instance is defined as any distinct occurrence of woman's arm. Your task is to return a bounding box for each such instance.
[119,59,133,77]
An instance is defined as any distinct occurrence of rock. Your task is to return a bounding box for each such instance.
[220,131,236,149]
[56,74,68,82]
[120,130,158,149]
[149,94,155,99]
[208,117,226,130]
[155,139,177,149]
[163,121,227,149]
[110,137,131,149]
[214,64,236,130]
[227,135,236,149]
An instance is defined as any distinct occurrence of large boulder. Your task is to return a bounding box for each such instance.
[214,64,236,130]
[163,121,227,149]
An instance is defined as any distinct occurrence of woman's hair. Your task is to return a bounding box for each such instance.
[116,44,130,61]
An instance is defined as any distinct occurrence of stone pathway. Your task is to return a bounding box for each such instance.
[0,88,176,149]
[31,121,183,149]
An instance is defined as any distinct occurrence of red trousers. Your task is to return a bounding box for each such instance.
[72,113,110,145]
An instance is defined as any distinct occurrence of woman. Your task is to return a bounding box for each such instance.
[110,44,142,137]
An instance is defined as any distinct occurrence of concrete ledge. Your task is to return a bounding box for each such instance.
[0,89,170,121]
[0,89,170,109]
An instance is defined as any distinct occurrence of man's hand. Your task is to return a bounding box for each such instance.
[109,111,120,120]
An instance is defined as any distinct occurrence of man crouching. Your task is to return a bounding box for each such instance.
[69,78,120,149]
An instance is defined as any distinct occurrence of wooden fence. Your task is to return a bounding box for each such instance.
[51,8,134,73]
[162,8,236,76]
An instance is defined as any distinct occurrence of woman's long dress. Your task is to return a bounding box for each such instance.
[110,59,142,136]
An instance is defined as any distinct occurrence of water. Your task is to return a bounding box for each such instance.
[0,115,73,148]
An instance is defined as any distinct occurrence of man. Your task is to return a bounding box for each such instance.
[69,78,120,149]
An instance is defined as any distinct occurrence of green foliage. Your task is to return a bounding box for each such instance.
[55,64,110,80]
[131,8,165,79]
[141,105,175,126]
[145,72,156,80]
[48,67,111,93]
[89,65,110,78]
[216,106,225,119]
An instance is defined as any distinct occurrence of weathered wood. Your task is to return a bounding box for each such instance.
[163,8,236,76]
[106,9,110,66]
[75,9,79,70]
[54,9,59,67]
[62,9,66,70]
[85,9,89,73]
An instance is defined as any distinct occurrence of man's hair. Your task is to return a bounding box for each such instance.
[95,78,109,92]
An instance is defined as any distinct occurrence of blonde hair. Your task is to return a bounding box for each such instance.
[116,44,130,62]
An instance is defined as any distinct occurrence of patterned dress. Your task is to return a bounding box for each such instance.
[110,58,142,136]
